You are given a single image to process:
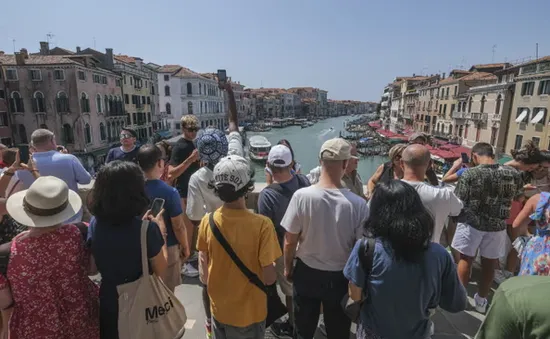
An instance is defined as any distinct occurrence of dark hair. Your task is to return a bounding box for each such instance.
[121,127,137,138]
[510,140,542,164]
[540,150,550,163]
[2,148,18,166]
[472,142,495,158]
[56,146,65,152]
[366,180,433,262]
[137,144,162,172]
[213,180,255,203]
[88,161,149,223]
[155,141,172,162]
[277,139,297,171]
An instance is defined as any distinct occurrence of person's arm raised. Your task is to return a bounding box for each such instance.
[223,83,238,133]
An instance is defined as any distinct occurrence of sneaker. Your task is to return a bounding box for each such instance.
[474,293,488,314]
[318,316,326,336]
[182,263,199,278]
[205,321,212,339]
[188,252,198,263]
[270,320,293,338]
[493,269,513,285]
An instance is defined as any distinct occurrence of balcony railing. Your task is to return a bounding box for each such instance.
[451,111,466,119]
[491,114,501,121]
[469,112,488,121]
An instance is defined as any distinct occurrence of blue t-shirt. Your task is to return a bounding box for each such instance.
[257,174,310,247]
[145,179,183,247]
[456,167,468,177]
[105,146,140,163]
[344,239,467,339]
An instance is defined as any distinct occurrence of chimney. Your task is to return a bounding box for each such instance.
[76,46,81,53]
[105,48,114,69]
[39,41,49,55]
[134,57,143,68]
[442,72,446,79]
[20,48,29,59]
[15,52,25,65]
[412,73,416,77]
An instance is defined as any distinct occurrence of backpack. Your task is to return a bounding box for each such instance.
[265,174,309,199]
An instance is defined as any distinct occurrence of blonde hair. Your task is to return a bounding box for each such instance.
[180,115,199,129]
[389,144,407,161]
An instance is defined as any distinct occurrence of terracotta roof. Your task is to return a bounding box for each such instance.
[114,55,136,64]
[460,72,497,81]
[158,64,183,73]
[174,67,205,79]
[0,54,81,66]
[469,63,510,71]
[450,69,470,75]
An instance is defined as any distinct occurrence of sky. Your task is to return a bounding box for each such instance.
[1,0,549,101]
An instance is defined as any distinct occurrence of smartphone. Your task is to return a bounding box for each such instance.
[217,69,227,88]
[460,152,469,164]
[150,198,165,217]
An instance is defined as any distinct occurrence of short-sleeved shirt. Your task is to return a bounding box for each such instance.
[145,179,184,247]
[170,138,200,197]
[105,146,140,163]
[456,167,468,177]
[197,207,281,327]
[455,164,524,232]
[476,275,550,339]
[281,186,369,271]
[342,171,365,197]
[344,239,467,339]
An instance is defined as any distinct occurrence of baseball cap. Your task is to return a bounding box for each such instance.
[267,145,293,167]
[195,128,229,164]
[408,132,427,143]
[319,138,354,161]
[213,155,250,191]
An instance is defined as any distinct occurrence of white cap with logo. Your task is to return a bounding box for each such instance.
[213,155,251,191]
[267,145,293,167]
[319,138,356,161]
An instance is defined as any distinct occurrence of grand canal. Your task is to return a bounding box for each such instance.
[247,115,387,182]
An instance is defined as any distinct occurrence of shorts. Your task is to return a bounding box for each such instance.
[275,256,292,297]
[162,245,182,292]
[212,318,265,339]
[451,223,507,259]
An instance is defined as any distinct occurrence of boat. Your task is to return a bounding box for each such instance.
[301,122,309,129]
[248,135,271,162]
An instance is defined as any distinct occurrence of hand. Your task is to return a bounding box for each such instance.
[189,149,199,162]
[143,209,166,233]
[524,184,537,190]
[180,246,190,262]
[284,267,293,283]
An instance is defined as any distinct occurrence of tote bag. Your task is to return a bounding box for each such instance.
[117,220,187,339]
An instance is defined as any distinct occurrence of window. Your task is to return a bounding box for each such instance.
[85,124,92,144]
[124,94,129,104]
[124,76,127,85]
[29,69,42,81]
[115,79,121,87]
[80,93,90,113]
[188,102,193,114]
[53,69,65,81]
[6,69,18,81]
[130,77,133,85]
[538,80,550,95]
[147,113,151,123]
[33,92,45,112]
[147,97,151,105]
[468,97,473,113]
[151,85,155,95]
[18,125,28,144]
[199,83,202,95]
[187,82,192,95]
[495,95,502,115]
[514,135,523,150]
[446,88,449,97]
[200,101,203,113]
[164,75,169,81]
[0,112,8,127]
[480,96,486,113]
[145,81,148,88]
[164,85,170,96]
[100,123,106,141]
[93,74,100,83]
[102,76,107,84]
[532,137,540,148]
[96,94,103,113]
[56,92,69,112]
[443,104,447,114]
[0,90,4,99]
[9,92,24,112]
[175,123,181,130]
[531,108,547,125]
[166,103,171,114]
[142,96,146,104]
[521,82,535,96]
[453,86,457,96]
[439,104,442,113]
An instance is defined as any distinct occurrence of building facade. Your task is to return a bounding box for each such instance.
[414,76,440,134]
[0,59,13,145]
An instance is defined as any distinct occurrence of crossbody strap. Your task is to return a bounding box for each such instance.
[357,237,376,297]
[208,212,267,294]
[140,220,150,278]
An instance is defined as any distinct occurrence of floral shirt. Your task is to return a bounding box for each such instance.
[455,164,523,232]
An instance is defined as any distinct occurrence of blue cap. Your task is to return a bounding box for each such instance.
[195,128,229,165]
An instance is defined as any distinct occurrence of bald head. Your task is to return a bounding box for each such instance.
[402,144,431,168]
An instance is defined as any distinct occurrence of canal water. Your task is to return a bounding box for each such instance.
[247,116,387,182]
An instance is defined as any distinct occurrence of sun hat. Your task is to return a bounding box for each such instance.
[7,176,82,228]
[268,145,293,167]
[196,128,229,165]
[319,138,355,161]
[213,155,250,191]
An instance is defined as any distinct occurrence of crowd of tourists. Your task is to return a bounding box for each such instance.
[0,79,547,339]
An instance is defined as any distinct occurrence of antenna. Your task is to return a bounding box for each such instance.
[536,43,539,59]
[12,39,16,53]
[93,37,96,49]
[492,45,497,63]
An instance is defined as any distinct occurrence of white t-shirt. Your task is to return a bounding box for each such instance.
[281,185,369,271]
[402,180,463,244]
[186,131,244,221]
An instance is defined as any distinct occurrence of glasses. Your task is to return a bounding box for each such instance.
[185,127,199,132]
[120,134,133,139]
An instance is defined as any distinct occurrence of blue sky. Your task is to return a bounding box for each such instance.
[1,0,548,101]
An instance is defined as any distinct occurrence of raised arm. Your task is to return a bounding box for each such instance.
[223,83,238,133]
[366,164,384,198]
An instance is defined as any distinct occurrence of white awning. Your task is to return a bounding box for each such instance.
[531,109,545,124]
[515,109,528,123]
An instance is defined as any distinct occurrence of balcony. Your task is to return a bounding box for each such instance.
[469,112,488,122]
[491,114,501,121]
[451,111,466,119]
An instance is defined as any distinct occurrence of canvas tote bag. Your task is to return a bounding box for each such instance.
[117,220,187,339]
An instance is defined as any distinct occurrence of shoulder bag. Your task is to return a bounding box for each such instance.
[117,220,187,339]
[208,212,287,327]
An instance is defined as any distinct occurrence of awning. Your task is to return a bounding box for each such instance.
[530,109,545,124]
[515,109,528,123]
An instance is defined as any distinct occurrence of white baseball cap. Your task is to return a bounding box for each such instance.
[268,145,293,167]
[213,155,251,191]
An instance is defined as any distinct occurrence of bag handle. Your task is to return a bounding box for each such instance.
[208,212,267,294]
[140,220,150,278]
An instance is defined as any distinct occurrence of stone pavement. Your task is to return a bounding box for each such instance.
[176,266,493,339]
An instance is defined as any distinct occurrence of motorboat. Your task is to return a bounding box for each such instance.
[248,135,271,162]
[301,123,309,129]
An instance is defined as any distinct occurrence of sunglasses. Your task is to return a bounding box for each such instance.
[185,127,199,132]
[120,134,134,139]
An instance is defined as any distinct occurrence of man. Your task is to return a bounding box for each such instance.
[15,129,91,223]
[105,127,139,163]
[186,81,245,338]
[476,276,550,339]
[341,143,365,198]
[197,155,281,339]
[408,132,439,186]
[401,144,463,244]
[169,114,201,278]
[137,144,190,292]
[281,138,369,339]
[257,144,310,337]
[452,142,523,313]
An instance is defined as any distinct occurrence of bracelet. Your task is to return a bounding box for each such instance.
[3,171,14,177]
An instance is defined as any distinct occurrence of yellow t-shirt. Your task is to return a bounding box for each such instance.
[197,207,282,327]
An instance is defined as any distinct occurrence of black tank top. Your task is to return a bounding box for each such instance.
[379,161,394,184]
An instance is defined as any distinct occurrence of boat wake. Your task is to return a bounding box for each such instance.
[318,127,336,140]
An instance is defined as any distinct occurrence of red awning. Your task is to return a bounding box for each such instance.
[431,149,459,160]
[368,122,381,128]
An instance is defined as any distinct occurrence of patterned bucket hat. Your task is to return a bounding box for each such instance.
[195,128,229,165]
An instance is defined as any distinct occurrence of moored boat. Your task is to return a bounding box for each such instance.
[248,135,271,162]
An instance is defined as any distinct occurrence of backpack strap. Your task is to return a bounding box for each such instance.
[358,237,376,276]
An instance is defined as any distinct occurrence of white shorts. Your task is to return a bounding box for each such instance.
[451,223,507,260]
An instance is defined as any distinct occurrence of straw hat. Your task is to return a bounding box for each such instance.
[7,176,82,228]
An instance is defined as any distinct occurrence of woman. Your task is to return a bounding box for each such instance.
[156,140,173,185]
[1,176,99,339]
[344,180,466,339]
[266,139,301,185]
[513,192,550,276]
[366,143,407,198]
[87,161,168,339]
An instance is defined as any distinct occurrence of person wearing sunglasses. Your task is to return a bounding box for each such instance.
[105,127,140,164]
